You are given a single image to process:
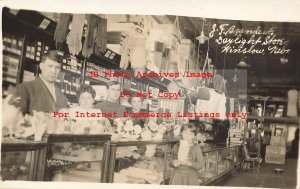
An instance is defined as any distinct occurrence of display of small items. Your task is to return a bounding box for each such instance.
[55,73,81,99]
[85,61,111,82]
[25,41,49,62]
[55,56,83,100]
[61,56,83,75]
[2,34,23,85]
[1,151,31,180]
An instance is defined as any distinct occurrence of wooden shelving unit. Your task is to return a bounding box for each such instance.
[247,115,299,124]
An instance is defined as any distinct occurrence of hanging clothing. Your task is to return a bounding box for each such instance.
[94,17,107,55]
[66,14,85,55]
[130,48,147,69]
[119,35,130,69]
[130,37,147,69]
[287,89,298,117]
[82,15,98,57]
[196,88,227,120]
[54,13,72,49]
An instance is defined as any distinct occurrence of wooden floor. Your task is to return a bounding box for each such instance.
[221,158,298,188]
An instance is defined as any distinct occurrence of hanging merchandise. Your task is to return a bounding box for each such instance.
[287,89,298,117]
[195,88,227,120]
[146,52,161,72]
[146,30,165,72]
[130,37,147,69]
[94,17,107,55]
[82,14,98,57]
[119,34,130,69]
[171,17,181,50]
[177,39,192,75]
[66,14,85,55]
[54,13,72,49]
[213,74,227,94]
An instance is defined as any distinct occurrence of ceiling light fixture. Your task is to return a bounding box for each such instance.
[280,57,288,64]
[237,55,248,68]
[232,68,238,82]
[196,18,209,44]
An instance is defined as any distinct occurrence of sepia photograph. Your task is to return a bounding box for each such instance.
[1,0,300,189]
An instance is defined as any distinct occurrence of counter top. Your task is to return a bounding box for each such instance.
[201,144,240,153]
[1,138,47,151]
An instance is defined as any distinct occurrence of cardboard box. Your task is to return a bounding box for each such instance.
[265,154,285,164]
[270,136,286,146]
[266,145,286,155]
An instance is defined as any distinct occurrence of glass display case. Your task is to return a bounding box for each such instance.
[42,134,111,182]
[1,139,47,181]
[107,140,241,186]
[107,139,179,184]
[199,145,241,185]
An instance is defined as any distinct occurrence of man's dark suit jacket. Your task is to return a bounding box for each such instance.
[15,77,68,115]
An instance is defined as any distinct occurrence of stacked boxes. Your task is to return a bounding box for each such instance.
[2,34,23,84]
[265,124,287,164]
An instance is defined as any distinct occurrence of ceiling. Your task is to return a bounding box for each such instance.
[153,15,300,97]
[10,7,300,97]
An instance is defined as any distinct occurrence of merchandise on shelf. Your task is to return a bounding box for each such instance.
[2,34,23,86]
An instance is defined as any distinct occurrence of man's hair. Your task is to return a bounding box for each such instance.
[40,50,64,63]
[76,84,96,101]
[106,81,120,89]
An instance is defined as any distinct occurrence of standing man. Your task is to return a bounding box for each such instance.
[15,50,68,115]
[94,81,126,118]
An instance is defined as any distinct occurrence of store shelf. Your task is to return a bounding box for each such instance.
[88,54,120,70]
[247,115,299,124]
[85,76,110,85]
[3,49,22,58]
[1,138,47,151]
[61,69,82,78]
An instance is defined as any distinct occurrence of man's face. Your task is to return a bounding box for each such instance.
[107,84,121,102]
[39,58,61,83]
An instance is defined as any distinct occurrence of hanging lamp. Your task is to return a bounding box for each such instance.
[196,18,209,44]
[232,68,238,82]
[280,57,288,64]
[237,55,248,68]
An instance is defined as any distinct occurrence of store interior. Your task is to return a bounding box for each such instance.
[1,7,299,188]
